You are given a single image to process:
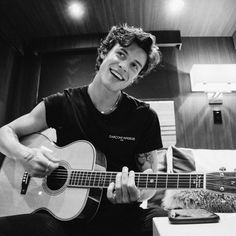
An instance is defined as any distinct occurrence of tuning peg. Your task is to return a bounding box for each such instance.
[219,167,226,171]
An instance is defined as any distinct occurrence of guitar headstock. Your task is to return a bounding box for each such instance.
[206,168,236,194]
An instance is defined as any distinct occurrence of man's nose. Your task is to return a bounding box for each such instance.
[118,61,128,73]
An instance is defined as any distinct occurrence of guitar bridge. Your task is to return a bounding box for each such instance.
[21,172,31,194]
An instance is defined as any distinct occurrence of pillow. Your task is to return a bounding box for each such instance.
[147,149,167,207]
[171,146,195,173]
[147,146,196,208]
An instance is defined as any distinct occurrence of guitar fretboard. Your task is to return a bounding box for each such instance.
[63,171,204,189]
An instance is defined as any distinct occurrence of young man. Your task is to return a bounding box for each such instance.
[0,24,166,236]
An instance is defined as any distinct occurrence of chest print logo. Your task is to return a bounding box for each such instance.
[108,135,135,142]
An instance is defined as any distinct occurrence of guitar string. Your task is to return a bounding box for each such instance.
[46,169,234,176]
[45,171,206,187]
[47,172,233,180]
[47,170,207,176]
[43,170,235,189]
[43,171,236,186]
[47,173,206,180]
[46,172,230,179]
[44,173,236,189]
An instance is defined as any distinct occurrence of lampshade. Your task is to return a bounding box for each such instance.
[190,64,236,92]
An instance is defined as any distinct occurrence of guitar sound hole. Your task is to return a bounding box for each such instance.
[46,166,68,191]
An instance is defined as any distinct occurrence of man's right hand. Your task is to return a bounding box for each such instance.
[20,146,60,178]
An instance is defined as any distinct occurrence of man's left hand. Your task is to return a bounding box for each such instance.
[107,166,141,204]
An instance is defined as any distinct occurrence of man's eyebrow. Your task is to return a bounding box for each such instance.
[120,48,143,69]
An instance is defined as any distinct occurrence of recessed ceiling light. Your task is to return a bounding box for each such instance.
[168,0,184,13]
[68,1,85,19]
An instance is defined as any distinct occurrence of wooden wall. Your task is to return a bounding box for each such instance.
[0,36,41,126]
[174,37,236,149]
[0,37,15,127]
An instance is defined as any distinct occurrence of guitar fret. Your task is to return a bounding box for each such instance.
[110,172,115,186]
[176,174,189,188]
[68,171,72,185]
[177,174,179,188]
[137,174,148,188]
[74,171,78,186]
[104,172,110,187]
[191,174,197,188]
[87,172,91,186]
[80,172,84,186]
[82,172,86,186]
[69,171,75,186]
[135,173,140,187]
[189,174,191,188]
[110,172,114,187]
[78,171,83,186]
[90,172,96,187]
[167,174,178,188]
[98,173,105,187]
[156,174,167,188]
[155,174,158,189]
[190,174,204,189]
[74,171,78,185]
[147,174,156,188]
[94,172,100,186]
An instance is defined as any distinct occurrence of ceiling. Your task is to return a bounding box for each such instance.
[0,0,236,52]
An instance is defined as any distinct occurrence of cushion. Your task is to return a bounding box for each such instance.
[147,149,167,207]
[147,146,195,208]
[171,146,195,173]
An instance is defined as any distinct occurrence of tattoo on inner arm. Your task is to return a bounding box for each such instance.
[136,151,155,171]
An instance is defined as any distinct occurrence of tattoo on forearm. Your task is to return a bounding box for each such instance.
[136,151,154,170]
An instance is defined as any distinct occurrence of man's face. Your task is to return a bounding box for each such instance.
[98,42,147,92]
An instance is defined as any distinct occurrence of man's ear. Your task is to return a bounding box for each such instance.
[100,52,106,59]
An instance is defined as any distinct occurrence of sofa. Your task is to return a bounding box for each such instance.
[147,146,236,213]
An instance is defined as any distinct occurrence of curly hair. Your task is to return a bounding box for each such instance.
[95,24,162,79]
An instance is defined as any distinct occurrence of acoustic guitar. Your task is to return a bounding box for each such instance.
[0,133,234,221]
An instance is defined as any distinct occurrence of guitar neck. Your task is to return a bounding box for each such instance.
[63,171,205,190]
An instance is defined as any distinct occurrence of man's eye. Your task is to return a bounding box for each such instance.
[132,63,138,71]
[117,52,125,58]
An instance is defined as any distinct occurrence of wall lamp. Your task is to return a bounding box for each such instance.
[190,64,236,105]
[190,64,236,124]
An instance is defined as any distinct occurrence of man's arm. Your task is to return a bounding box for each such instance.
[0,102,47,159]
[136,150,158,173]
[135,150,159,201]
[106,150,159,204]
[0,101,59,177]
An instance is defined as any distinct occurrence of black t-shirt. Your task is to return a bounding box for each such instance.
[44,85,162,172]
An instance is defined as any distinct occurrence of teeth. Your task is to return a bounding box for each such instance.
[110,69,124,81]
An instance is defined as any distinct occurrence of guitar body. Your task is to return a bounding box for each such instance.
[0,133,106,221]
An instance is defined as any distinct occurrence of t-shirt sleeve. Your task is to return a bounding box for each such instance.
[135,107,163,154]
[43,91,68,129]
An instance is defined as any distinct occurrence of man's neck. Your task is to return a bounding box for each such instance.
[88,81,121,114]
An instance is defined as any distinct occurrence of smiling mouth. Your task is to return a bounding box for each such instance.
[110,68,125,81]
